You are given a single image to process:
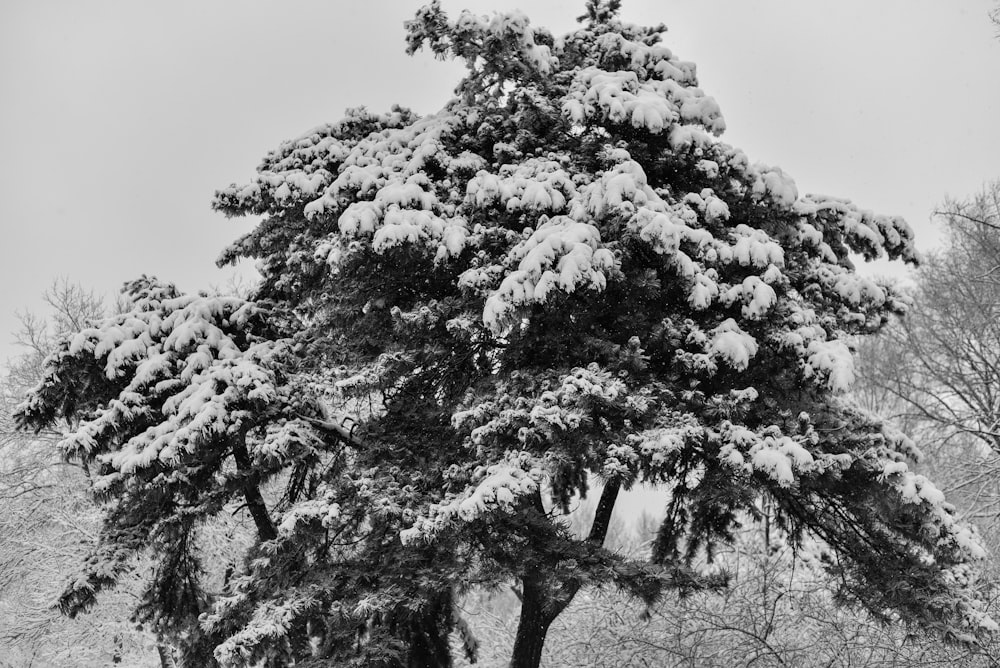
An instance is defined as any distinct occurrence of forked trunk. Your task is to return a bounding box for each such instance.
[509,576,556,668]
[508,481,621,668]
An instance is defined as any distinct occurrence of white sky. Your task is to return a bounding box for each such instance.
[2,1,999,365]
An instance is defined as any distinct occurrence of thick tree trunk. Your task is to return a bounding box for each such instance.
[508,480,621,668]
[231,438,277,541]
[509,576,555,668]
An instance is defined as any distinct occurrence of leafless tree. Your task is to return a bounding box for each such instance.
[0,281,162,666]
[856,183,1000,536]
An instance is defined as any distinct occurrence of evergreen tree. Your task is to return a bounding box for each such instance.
[17,2,997,666]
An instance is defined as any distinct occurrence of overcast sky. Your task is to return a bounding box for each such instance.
[2,1,998,365]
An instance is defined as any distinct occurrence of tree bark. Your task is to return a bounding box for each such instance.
[509,575,555,668]
[231,438,277,541]
[156,638,177,668]
[508,480,621,668]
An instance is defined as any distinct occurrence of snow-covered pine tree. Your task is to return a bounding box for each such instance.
[14,277,326,665]
[17,2,997,667]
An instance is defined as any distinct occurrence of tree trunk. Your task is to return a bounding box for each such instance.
[509,575,555,668]
[508,480,621,668]
[156,638,177,668]
[406,588,454,668]
[231,438,277,541]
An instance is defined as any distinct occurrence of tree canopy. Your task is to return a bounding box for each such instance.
[15,2,996,666]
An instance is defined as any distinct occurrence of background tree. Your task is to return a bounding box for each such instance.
[858,181,1000,566]
[16,3,998,667]
[0,281,161,666]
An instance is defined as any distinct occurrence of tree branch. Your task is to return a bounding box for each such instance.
[587,479,621,546]
[300,414,365,448]
[231,438,277,541]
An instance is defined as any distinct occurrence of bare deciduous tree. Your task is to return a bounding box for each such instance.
[867,186,1000,452]
[854,181,1000,623]
[858,183,1000,512]
[0,281,159,667]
